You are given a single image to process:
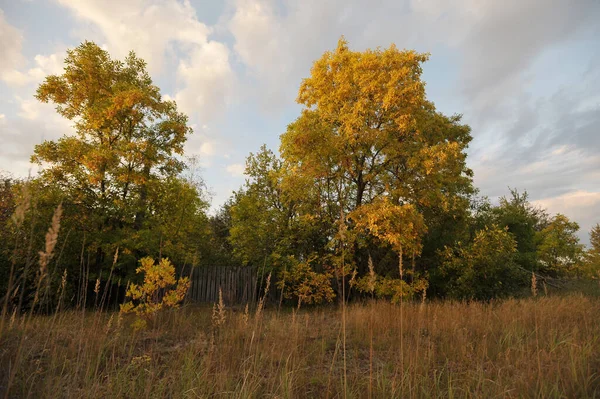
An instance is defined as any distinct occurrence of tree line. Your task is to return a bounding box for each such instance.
[1,39,599,311]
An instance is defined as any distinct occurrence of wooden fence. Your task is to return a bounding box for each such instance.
[187,265,258,305]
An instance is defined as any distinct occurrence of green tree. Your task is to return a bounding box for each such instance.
[440,225,524,300]
[490,189,548,272]
[583,223,600,278]
[229,145,289,267]
[0,174,16,298]
[536,214,584,277]
[0,42,211,311]
[202,200,239,267]
[229,145,331,294]
[31,41,193,272]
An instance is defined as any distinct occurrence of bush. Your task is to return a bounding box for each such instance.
[440,225,526,300]
[120,257,190,328]
[278,257,335,308]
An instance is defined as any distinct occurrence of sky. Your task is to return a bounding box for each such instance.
[1,0,599,244]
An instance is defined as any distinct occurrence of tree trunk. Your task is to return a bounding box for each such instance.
[411,251,415,284]
[134,163,151,230]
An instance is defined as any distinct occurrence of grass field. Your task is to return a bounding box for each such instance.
[1,294,599,398]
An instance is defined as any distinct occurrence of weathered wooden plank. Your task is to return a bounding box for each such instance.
[202,267,207,302]
[187,265,263,305]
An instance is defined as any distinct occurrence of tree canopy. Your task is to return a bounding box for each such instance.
[1,38,597,311]
[1,42,210,312]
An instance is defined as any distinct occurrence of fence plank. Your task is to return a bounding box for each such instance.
[187,266,256,305]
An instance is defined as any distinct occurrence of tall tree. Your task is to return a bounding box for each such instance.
[280,38,473,279]
[536,214,584,277]
[32,41,192,269]
[229,146,288,267]
[490,189,548,272]
[583,223,600,278]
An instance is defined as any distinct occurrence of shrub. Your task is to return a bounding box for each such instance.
[440,225,526,300]
[354,274,428,303]
[278,257,335,308]
[120,257,190,327]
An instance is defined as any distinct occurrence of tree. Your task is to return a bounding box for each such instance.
[440,225,524,300]
[0,174,16,298]
[279,37,473,285]
[229,145,289,268]
[31,41,193,273]
[202,200,239,267]
[583,223,600,278]
[0,42,211,311]
[128,175,210,266]
[489,189,548,272]
[536,214,584,277]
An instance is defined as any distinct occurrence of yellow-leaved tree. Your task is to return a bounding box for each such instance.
[279,37,473,293]
[120,257,190,328]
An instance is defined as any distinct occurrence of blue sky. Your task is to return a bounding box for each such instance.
[1,0,599,243]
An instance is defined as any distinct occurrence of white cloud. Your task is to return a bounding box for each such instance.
[0,10,66,86]
[56,0,208,72]
[16,97,40,120]
[229,0,282,75]
[225,163,245,177]
[15,95,72,130]
[551,145,570,156]
[174,40,235,120]
[1,51,66,87]
[534,191,600,213]
[199,141,215,156]
[0,10,25,83]
[0,98,74,177]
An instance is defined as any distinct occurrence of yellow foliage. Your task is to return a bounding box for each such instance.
[350,197,426,255]
[278,258,336,308]
[120,257,190,319]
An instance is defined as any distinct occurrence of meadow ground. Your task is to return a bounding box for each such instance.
[1,294,599,398]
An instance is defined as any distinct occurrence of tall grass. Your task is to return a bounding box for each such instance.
[1,295,599,398]
[1,200,598,397]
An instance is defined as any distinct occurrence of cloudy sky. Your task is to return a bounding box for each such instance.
[1,0,599,243]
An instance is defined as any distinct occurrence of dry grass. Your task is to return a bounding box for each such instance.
[1,295,599,398]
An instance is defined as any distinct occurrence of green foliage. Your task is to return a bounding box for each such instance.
[489,189,548,272]
[440,225,526,300]
[202,200,239,267]
[0,42,212,310]
[229,146,287,266]
[229,145,327,272]
[583,223,600,278]
[536,214,584,277]
[0,175,15,296]
[354,274,428,303]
